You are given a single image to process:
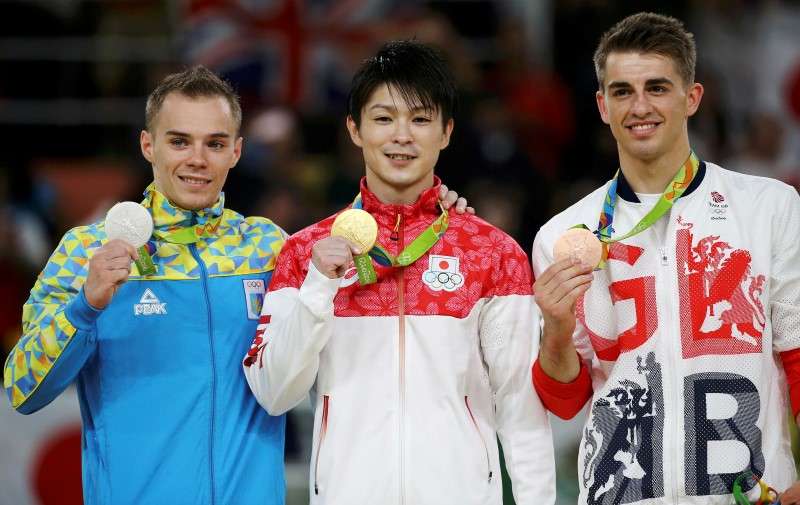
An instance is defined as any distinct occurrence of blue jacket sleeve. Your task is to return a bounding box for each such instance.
[3,226,102,414]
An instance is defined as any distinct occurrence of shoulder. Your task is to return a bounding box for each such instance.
[448,214,532,296]
[706,162,797,201]
[281,213,339,257]
[53,221,105,260]
[450,213,528,261]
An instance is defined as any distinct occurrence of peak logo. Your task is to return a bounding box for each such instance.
[134,288,167,316]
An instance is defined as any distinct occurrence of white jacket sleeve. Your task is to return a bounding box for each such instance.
[243,260,341,415]
[479,246,556,504]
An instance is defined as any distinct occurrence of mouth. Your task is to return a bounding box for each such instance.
[625,122,661,137]
[177,175,212,187]
[385,153,417,161]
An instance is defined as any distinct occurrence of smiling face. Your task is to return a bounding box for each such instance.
[140,92,242,211]
[596,51,703,169]
[346,84,453,204]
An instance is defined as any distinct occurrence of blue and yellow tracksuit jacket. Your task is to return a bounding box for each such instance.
[3,184,287,505]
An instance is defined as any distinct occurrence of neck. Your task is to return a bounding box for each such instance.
[619,142,691,195]
[365,171,434,205]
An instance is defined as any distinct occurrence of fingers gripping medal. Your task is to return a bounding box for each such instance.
[330,209,378,285]
[104,201,156,276]
[553,227,603,269]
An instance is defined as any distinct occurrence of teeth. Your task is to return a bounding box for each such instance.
[631,124,657,131]
[181,176,209,184]
[387,154,414,160]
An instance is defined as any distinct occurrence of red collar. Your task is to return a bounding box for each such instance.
[358,176,443,228]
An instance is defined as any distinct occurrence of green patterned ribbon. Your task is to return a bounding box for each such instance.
[351,193,448,285]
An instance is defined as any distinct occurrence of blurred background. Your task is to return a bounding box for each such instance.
[1,0,799,504]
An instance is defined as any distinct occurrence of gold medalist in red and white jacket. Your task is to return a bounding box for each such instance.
[244,179,555,505]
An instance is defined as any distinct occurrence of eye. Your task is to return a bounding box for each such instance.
[612,89,631,97]
[649,85,668,94]
[413,116,432,124]
[169,137,188,147]
[208,140,225,150]
[373,116,391,123]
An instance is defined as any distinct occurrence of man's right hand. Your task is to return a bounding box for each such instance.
[311,237,362,279]
[84,239,138,309]
[534,257,594,383]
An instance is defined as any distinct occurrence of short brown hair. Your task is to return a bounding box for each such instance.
[593,12,696,90]
[145,65,242,133]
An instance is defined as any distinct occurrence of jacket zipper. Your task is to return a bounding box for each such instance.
[396,211,406,505]
[659,221,680,505]
[465,396,493,483]
[313,395,330,495]
[190,243,217,505]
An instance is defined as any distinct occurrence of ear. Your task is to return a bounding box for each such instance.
[439,118,454,150]
[685,82,704,118]
[596,90,610,125]
[230,136,243,168]
[140,130,154,163]
[346,115,363,148]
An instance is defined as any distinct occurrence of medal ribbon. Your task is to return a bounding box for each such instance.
[580,151,700,268]
[152,217,223,245]
[350,193,448,285]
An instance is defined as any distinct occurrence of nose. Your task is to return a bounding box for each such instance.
[392,119,413,145]
[630,92,654,117]
[186,144,208,168]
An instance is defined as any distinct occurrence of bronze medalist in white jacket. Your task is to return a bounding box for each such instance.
[244,182,555,505]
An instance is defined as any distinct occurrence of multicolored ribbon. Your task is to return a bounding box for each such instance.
[153,217,223,245]
[350,193,448,285]
[583,151,700,268]
[733,471,780,505]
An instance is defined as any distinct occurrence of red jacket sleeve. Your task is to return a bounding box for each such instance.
[532,356,593,420]
[780,348,800,419]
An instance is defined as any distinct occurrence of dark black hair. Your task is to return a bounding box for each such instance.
[347,40,457,129]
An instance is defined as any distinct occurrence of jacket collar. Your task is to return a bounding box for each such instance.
[141,182,225,232]
[358,176,443,228]
[617,160,706,203]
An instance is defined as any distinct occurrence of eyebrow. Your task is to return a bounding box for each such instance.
[607,77,674,90]
[165,130,231,138]
[368,103,431,113]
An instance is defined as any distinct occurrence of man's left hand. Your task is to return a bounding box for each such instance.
[782,481,800,505]
[438,184,474,215]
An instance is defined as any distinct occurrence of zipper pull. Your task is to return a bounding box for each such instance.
[314,484,319,495]
[659,246,668,266]
[488,471,493,483]
[390,213,401,241]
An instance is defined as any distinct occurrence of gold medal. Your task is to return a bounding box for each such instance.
[553,227,603,268]
[330,209,378,252]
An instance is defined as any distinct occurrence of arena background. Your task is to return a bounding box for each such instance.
[1,1,799,503]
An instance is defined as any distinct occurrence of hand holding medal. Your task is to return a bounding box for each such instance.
[105,201,157,276]
[328,209,379,284]
[553,228,604,270]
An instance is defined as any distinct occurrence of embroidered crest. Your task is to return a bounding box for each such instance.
[422,255,464,292]
[243,279,266,320]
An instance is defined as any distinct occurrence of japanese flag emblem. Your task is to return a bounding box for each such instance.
[422,255,464,292]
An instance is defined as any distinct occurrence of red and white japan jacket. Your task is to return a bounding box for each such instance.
[244,179,555,505]
[532,162,800,504]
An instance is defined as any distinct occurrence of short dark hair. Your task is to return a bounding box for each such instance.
[347,40,457,129]
[145,65,242,133]
[593,12,696,90]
